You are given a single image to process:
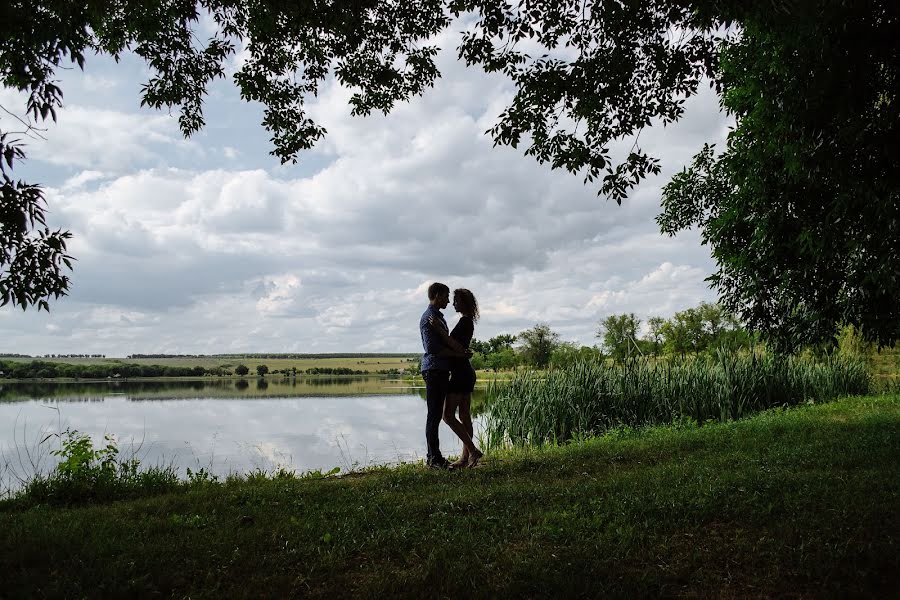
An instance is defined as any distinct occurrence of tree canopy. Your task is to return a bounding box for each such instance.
[2,0,898,350]
[597,313,640,363]
[516,322,560,368]
[658,1,900,350]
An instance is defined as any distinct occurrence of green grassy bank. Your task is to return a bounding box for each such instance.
[1,395,898,598]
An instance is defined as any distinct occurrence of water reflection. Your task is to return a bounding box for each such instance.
[0,379,485,492]
[0,377,434,403]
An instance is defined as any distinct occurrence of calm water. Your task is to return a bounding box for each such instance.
[0,378,485,491]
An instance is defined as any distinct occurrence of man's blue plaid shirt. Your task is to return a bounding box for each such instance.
[420,305,450,372]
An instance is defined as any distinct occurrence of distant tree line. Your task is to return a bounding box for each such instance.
[303,367,366,376]
[1,353,107,358]
[465,326,585,372]
[131,353,420,359]
[127,354,210,359]
[0,361,209,379]
[0,360,410,380]
[598,303,753,363]
[445,303,755,373]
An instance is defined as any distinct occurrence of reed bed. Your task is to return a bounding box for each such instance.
[482,352,871,449]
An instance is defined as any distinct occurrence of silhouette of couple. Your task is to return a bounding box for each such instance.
[418,282,483,469]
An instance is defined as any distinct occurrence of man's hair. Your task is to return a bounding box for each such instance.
[427,282,450,300]
[453,288,480,322]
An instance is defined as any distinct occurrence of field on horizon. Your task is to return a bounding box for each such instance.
[0,355,420,373]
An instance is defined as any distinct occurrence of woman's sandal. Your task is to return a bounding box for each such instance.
[466,449,484,468]
[451,457,469,469]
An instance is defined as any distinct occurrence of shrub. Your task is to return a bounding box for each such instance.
[14,429,179,506]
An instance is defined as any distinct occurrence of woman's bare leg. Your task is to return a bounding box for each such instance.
[458,393,482,466]
[442,392,479,461]
[451,393,474,466]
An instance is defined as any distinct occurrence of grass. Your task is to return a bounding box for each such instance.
[1,394,897,598]
[871,345,900,387]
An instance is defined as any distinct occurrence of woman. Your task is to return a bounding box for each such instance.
[429,288,483,468]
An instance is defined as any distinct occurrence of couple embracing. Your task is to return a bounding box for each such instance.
[418,282,483,469]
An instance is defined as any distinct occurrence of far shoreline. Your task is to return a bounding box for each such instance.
[0,374,404,384]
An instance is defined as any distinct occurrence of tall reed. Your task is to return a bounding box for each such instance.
[482,352,870,449]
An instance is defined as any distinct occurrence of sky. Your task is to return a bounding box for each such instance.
[0,25,732,357]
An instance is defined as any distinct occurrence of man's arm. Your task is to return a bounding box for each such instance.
[421,318,470,357]
[434,346,472,358]
[428,318,465,352]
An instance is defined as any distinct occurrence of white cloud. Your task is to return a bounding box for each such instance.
[81,74,119,91]
[255,274,303,315]
[62,170,109,190]
[20,104,198,171]
[0,33,730,356]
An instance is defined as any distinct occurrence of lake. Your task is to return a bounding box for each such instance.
[0,378,486,493]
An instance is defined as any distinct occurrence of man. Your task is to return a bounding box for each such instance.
[419,282,469,469]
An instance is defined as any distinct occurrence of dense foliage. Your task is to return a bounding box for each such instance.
[658,2,900,350]
[653,302,751,356]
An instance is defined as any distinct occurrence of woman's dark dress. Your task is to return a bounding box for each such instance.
[448,316,476,394]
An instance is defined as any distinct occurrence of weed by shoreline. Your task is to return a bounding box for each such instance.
[484,352,870,448]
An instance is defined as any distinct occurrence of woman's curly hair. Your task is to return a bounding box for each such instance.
[453,288,479,322]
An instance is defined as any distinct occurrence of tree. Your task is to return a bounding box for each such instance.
[469,334,518,371]
[645,317,666,357]
[5,1,899,351]
[550,343,604,368]
[469,338,491,356]
[485,347,518,372]
[256,364,269,377]
[517,323,560,369]
[462,0,898,349]
[697,303,725,344]
[696,302,751,353]
[234,364,249,377]
[655,302,750,356]
[655,2,900,350]
[661,314,691,358]
[486,334,517,355]
[457,0,898,349]
[597,313,641,363]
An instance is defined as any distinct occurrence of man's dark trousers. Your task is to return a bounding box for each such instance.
[422,369,449,464]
